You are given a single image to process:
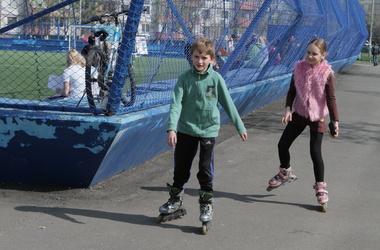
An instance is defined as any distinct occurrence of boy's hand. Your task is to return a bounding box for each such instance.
[240,132,248,141]
[167,130,177,148]
[281,107,292,125]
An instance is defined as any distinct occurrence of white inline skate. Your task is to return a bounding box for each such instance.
[157,184,187,223]
[199,190,214,235]
[313,182,329,213]
[267,167,297,192]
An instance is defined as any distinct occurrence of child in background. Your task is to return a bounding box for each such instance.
[54,49,99,99]
[55,49,86,98]
[371,42,379,66]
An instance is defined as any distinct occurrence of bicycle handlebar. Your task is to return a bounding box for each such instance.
[82,9,129,25]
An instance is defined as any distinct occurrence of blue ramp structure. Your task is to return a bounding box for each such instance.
[0,0,367,187]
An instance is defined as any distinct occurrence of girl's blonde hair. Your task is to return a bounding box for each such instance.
[66,49,86,67]
[308,38,327,55]
[190,38,216,59]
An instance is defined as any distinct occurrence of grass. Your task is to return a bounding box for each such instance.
[1,49,374,102]
[357,52,373,63]
[0,50,189,100]
[0,50,66,100]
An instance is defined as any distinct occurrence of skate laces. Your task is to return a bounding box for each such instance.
[164,197,181,209]
[200,204,213,215]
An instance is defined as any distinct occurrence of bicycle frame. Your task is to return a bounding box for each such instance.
[85,11,126,80]
[83,9,137,114]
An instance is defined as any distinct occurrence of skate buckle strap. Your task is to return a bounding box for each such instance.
[316,189,329,204]
[314,182,327,195]
[274,171,287,181]
[316,188,328,196]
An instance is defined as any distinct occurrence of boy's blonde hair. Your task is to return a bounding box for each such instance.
[66,49,86,67]
[190,38,216,59]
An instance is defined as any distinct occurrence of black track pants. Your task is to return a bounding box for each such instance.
[173,132,215,192]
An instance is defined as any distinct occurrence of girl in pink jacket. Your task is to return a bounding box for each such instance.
[267,38,339,212]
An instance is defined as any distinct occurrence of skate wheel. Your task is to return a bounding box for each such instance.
[180,208,187,217]
[321,203,327,213]
[201,221,211,235]
[156,214,164,223]
[266,186,274,192]
[202,224,208,235]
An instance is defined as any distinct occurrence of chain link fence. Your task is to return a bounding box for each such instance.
[0,0,368,115]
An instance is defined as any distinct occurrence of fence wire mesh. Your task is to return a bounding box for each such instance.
[0,0,367,115]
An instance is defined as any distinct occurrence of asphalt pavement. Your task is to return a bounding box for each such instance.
[0,62,379,250]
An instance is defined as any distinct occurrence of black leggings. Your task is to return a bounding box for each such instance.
[278,122,325,182]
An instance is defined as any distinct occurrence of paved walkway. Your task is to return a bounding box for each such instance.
[1,62,379,250]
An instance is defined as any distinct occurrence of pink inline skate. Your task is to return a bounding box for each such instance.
[267,167,297,192]
[313,182,329,213]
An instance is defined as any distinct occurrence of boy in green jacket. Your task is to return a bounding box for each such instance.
[158,38,248,227]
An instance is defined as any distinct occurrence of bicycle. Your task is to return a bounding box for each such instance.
[82,9,136,113]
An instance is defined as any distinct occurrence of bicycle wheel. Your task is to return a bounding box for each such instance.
[121,64,137,107]
[85,46,107,110]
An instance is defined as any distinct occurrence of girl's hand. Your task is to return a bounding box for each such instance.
[240,132,248,141]
[330,121,339,138]
[281,107,292,125]
[166,130,177,148]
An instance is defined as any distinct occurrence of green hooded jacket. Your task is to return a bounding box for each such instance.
[168,65,246,138]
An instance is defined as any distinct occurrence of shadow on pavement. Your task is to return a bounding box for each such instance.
[15,205,204,234]
[141,186,319,212]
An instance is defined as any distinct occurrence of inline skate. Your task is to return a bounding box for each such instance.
[267,167,297,191]
[313,182,328,213]
[157,184,187,223]
[199,190,214,235]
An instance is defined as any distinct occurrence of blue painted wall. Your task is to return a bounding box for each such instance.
[0,56,358,187]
